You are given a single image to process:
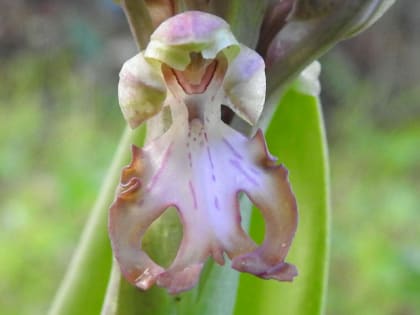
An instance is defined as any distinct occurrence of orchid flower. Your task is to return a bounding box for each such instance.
[109,11,298,294]
[43,1,397,314]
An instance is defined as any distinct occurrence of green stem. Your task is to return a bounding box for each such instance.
[48,126,145,315]
[49,2,154,311]
[100,260,121,315]
[120,0,154,50]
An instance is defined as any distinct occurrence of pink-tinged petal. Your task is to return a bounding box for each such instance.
[118,53,167,128]
[110,60,297,293]
[157,263,204,295]
[108,146,166,290]
[151,10,226,43]
[223,44,266,125]
[230,130,298,281]
[144,11,239,70]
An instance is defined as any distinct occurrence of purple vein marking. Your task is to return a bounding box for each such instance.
[222,138,243,160]
[147,142,173,192]
[206,146,214,170]
[189,180,198,209]
[214,197,220,210]
[249,167,260,175]
[188,151,192,168]
[229,159,259,187]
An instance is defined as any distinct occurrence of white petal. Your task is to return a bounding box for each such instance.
[223,45,266,125]
[118,52,166,128]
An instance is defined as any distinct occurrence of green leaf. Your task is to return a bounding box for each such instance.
[235,82,330,315]
[48,126,146,315]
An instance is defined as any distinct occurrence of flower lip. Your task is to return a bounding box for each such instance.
[109,126,298,294]
[161,53,228,122]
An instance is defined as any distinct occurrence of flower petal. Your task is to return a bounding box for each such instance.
[223,44,266,125]
[144,11,240,70]
[118,52,167,128]
[230,130,298,281]
[108,146,166,290]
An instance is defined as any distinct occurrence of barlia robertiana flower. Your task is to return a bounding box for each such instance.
[109,11,298,294]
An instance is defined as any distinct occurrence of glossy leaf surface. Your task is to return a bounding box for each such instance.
[235,84,330,315]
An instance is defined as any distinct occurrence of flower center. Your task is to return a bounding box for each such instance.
[172,53,217,95]
[161,53,228,122]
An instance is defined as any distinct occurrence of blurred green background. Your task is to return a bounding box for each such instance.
[0,1,419,315]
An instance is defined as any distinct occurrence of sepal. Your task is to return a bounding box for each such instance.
[118,53,167,128]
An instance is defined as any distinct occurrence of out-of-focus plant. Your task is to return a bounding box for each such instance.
[47,1,395,315]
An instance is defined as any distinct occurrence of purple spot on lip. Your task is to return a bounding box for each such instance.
[212,174,216,182]
[188,151,192,168]
[214,197,220,210]
[223,138,243,160]
[229,159,259,187]
[249,167,259,175]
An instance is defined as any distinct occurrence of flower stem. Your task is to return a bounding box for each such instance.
[100,260,121,315]
[120,0,154,50]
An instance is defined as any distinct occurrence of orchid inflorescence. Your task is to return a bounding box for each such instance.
[108,10,299,295]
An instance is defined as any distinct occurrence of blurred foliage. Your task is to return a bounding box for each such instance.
[327,107,420,315]
[319,3,420,312]
[0,51,123,315]
[322,49,420,315]
[1,1,419,315]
